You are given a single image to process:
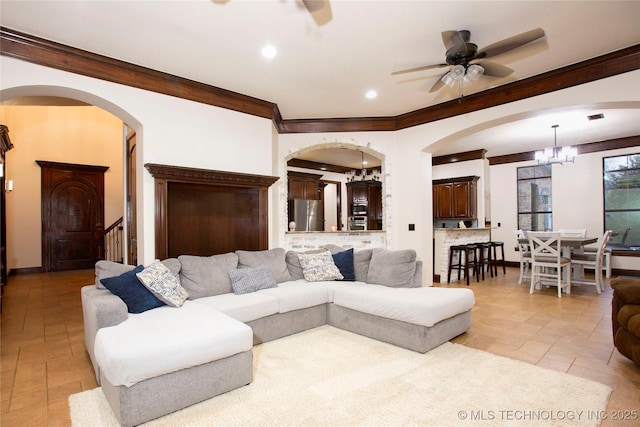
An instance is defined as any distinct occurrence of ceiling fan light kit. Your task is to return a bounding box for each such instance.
[393,28,545,94]
[535,125,577,165]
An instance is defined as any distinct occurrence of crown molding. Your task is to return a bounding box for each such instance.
[1,26,638,134]
[487,135,640,165]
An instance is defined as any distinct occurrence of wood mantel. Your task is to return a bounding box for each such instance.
[145,163,279,260]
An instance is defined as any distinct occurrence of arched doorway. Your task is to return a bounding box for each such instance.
[0,86,142,272]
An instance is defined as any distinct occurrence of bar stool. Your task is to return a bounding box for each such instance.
[476,242,493,280]
[489,241,506,276]
[448,244,480,286]
[464,243,481,286]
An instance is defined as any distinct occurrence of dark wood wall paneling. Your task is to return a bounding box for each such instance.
[144,164,278,260]
[1,26,638,137]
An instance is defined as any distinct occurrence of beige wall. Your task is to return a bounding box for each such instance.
[0,105,124,271]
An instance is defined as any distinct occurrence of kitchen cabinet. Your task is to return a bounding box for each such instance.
[288,171,322,200]
[432,176,478,220]
[347,182,369,204]
[347,181,382,230]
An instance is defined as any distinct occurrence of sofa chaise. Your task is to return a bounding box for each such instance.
[82,246,475,426]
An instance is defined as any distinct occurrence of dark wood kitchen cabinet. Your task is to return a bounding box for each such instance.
[432,176,478,220]
[288,171,322,200]
[347,181,382,230]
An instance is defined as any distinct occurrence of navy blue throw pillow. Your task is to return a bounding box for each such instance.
[332,248,355,281]
[100,265,166,314]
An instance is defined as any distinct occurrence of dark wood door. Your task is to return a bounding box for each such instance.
[38,161,108,272]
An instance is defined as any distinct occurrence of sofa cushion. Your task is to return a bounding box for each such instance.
[286,249,325,280]
[259,282,330,313]
[100,265,166,314]
[333,284,475,327]
[194,293,279,323]
[95,260,135,289]
[178,253,239,299]
[229,265,278,295]
[94,301,253,387]
[236,248,292,283]
[297,251,343,282]
[332,248,355,281]
[367,248,416,288]
[95,259,180,290]
[136,260,189,307]
[322,245,371,282]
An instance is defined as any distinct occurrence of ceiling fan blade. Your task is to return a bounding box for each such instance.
[441,30,468,55]
[476,61,514,77]
[391,63,448,76]
[428,72,448,92]
[302,0,325,12]
[476,28,545,59]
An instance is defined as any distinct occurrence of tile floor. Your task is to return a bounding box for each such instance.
[1,267,639,426]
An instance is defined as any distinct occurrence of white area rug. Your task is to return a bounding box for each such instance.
[70,325,611,427]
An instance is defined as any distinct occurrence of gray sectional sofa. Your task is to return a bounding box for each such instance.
[82,246,475,426]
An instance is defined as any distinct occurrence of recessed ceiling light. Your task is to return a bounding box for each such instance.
[587,113,605,121]
[365,90,378,100]
[261,44,277,59]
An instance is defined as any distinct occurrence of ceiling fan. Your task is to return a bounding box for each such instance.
[392,28,545,92]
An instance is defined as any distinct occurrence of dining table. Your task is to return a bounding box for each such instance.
[519,236,598,282]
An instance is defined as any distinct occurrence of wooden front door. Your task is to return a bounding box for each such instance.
[38,161,108,272]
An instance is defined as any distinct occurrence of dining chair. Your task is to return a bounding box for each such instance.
[513,230,531,285]
[558,229,587,237]
[570,230,613,294]
[529,231,572,298]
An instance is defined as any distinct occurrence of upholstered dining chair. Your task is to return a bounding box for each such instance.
[513,230,531,285]
[570,230,613,294]
[529,231,572,298]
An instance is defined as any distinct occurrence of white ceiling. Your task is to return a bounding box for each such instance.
[1,0,639,162]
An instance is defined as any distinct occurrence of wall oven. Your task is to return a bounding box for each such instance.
[348,216,367,231]
[351,204,367,216]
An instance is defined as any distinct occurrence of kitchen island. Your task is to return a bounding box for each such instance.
[285,230,386,251]
[433,227,493,283]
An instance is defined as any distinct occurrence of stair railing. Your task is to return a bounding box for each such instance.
[103,217,124,263]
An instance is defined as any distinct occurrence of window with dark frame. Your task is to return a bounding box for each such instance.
[517,165,553,231]
[603,153,640,252]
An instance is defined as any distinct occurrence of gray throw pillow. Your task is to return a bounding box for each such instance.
[236,248,292,283]
[178,253,239,299]
[229,266,277,295]
[286,249,325,280]
[366,248,417,288]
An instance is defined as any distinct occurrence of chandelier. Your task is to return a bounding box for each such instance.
[441,64,484,88]
[346,151,381,182]
[535,124,577,165]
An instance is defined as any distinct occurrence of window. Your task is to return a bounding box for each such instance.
[604,153,640,252]
[517,165,552,231]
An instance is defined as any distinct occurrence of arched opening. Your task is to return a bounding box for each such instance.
[0,85,142,272]
[280,140,388,243]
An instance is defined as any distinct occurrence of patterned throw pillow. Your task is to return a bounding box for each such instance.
[229,265,278,295]
[136,261,189,307]
[296,251,344,282]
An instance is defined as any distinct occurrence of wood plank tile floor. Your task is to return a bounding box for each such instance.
[1,268,638,426]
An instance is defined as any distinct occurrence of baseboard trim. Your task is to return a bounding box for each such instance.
[8,267,44,276]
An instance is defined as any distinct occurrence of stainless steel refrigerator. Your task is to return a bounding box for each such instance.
[289,199,324,231]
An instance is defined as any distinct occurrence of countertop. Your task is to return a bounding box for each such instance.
[286,230,386,234]
[434,227,494,231]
